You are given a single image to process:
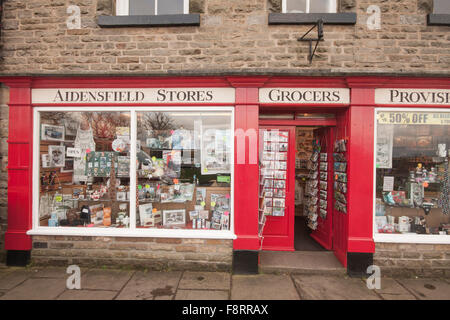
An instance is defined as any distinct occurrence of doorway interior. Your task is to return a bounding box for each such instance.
[294,126,326,252]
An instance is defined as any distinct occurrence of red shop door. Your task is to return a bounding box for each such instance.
[310,127,335,250]
[259,126,296,251]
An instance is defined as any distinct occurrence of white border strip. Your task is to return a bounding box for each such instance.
[373,107,450,245]
[28,227,236,239]
[30,106,236,240]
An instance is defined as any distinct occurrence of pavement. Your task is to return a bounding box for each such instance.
[0,265,449,300]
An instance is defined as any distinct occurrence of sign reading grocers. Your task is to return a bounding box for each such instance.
[259,88,350,104]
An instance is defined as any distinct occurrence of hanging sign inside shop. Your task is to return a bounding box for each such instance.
[377,111,450,125]
[259,88,350,104]
[375,89,450,105]
[31,88,236,104]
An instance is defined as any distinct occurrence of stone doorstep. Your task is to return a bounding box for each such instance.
[259,251,346,275]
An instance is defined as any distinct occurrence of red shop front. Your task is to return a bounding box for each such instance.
[2,76,449,275]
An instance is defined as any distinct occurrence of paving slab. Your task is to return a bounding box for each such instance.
[231,274,300,300]
[29,267,74,279]
[374,278,417,300]
[292,275,380,300]
[116,271,182,300]
[397,279,450,300]
[81,269,134,291]
[175,289,229,300]
[179,272,230,291]
[57,289,117,300]
[0,270,31,290]
[0,278,66,300]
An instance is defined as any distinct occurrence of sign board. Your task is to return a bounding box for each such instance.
[375,89,450,105]
[32,88,236,104]
[259,88,350,104]
[377,111,450,125]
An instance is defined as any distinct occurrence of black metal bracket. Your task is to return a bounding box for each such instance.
[297,19,324,64]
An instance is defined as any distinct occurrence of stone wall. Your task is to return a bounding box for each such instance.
[374,243,450,278]
[0,86,8,264]
[31,236,233,271]
[0,0,449,76]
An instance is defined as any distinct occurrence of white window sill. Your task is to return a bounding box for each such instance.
[27,227,237,240]
[374,233,450,244]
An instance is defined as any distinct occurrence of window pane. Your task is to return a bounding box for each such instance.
[129,0,156,15]
[310,0,337,13]
[157,0,185,15]
[286,0,308,13]
[434,0,450,14]
[375,111,450,236]
[38,111,131,228]
[136,111,232,230]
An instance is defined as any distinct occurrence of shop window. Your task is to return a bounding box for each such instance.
[269,0,356,25]
[136,111,232,230]
[37,111,131,229]
[98,0,199,27]
[283,0,337,13]
[34,108,233,234]
[374,110,450,238]
[427,0,450,26]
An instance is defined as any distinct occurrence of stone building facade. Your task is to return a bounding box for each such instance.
[0,0,449,276]
[0,0,448,75]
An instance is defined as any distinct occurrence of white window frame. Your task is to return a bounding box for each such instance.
[373,107,450,244]
[282,0,337,14]
[116,0,189,16]
[28,106,236,240]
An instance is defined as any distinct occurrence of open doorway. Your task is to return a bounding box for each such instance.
[294,126,326,251]
[258,110,348,271]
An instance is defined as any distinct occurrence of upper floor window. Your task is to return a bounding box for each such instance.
[433,0,450,14]
[116,0,189,16]
[283,0,337,14]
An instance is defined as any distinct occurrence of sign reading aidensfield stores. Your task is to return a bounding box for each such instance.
[259,88,350,104]
[31,88,236,104]
[375,89,450,105]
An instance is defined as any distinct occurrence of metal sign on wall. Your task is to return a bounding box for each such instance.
[32,88,236,104]
[259,88,350,104]
[375,88,450,105]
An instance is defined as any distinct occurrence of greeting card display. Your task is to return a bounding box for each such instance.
[259,129,289,218]
[333,139,348,214]
[305,139,322,230]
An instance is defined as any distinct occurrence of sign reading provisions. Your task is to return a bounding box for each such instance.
[259,88,350,104]
[377,111,450,125]
[32,88,235,104]
[376,89,450,105]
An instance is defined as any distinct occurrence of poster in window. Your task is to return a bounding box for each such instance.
[48,145,65,167]
[41,124,65,142]
[376,124,393,169]
[201,125,231,175]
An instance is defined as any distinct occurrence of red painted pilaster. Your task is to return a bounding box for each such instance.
[233,86,260,250]
[4,80,33,251]
[346,87,376,253]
